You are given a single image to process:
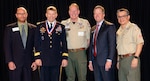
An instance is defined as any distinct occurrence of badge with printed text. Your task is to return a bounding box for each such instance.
[78,31,84,36]
[12,27,19,32]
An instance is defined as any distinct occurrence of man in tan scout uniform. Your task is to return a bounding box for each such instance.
[61,3,91,81]
[116,8,144,81]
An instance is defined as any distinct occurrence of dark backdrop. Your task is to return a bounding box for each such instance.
[0,0,150,81]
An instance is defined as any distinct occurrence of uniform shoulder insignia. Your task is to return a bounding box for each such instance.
[36,21,45,25]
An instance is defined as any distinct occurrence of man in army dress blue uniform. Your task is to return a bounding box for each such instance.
[34,6,68,81]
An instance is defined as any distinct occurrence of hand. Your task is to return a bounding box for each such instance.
[88,61,94,71]
[35,59,42,66]
[131,58,138,68]
[61,59,68,67]
[105,61,112,71]
[31,62,37,71]
[116,62,119,69]
[8,61,16,70]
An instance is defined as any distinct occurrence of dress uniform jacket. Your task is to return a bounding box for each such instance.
[34,21,68,66]
[4,22,36,68]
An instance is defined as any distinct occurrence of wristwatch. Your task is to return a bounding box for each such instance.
[134,56,139,59]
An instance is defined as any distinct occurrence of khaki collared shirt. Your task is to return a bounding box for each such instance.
[116,22,144,55]
[61,18,91,49]
[18,21,28,36]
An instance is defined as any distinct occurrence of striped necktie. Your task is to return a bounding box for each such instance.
[93,25,99,57]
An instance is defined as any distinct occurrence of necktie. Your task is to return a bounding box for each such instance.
[93,25,99,57]
[21,25,26,48]
[48,23,52,31]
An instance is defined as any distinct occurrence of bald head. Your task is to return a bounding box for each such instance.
[69,3,79,10]
[68,3,80,21]
[16,7,27,14]
[15,7,28,23]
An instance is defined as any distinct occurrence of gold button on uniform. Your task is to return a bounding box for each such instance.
[50,45,52,48]
[50,41,52,43]
[50,37,52,39]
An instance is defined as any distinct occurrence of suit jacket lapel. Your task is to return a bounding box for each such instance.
[14,22,23,43]
[14,22,25,48]
[26,23,30,45]
[97,21,105,39]
[26,23,34,48]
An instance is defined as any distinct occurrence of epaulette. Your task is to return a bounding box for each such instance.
[36,21,45,25]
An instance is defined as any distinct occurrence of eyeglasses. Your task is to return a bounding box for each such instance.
[16,13,26,15]
[117,15,128,19]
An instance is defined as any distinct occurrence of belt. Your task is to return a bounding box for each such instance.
[119,53,135,59]
[68,48,85,52]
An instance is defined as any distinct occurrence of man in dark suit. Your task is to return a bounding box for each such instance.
[34,6,68,81]
[4,7,37,81]
[88,5,116,81]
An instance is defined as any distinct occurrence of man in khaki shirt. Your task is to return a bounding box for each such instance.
[61,3,91,81]
[116,8,144,81]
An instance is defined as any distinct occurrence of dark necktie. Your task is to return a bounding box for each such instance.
[48,23,52,31]
[93,25,99,57]
[21,25,26,48]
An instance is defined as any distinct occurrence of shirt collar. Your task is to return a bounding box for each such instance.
[68,17,80,24]
[47,20,56,27]
[96,19,104,28]
[18,21,27,27]
[117,21,131,35]
[120,21,131,30]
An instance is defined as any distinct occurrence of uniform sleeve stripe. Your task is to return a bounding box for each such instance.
[62,53,68,57]
[34,52,40,56]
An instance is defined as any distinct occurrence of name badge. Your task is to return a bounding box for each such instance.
[78,32,84,36]
[12,27,19,32]
[65,26,70,29]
